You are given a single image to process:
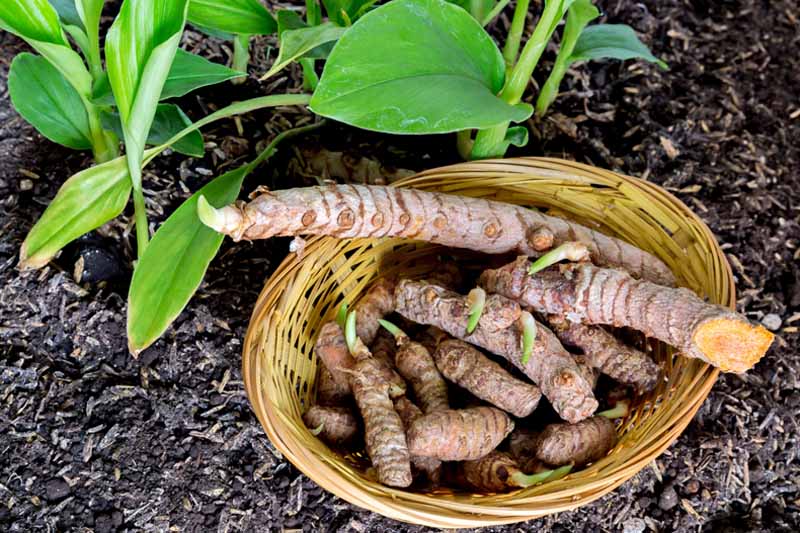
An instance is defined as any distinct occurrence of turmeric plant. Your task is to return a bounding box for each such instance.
[303,405,360,445]
[455,451,572,492]
[434,339,541,418]
[393,279,598,423]
[379,320,449,413]
[480,258,775,373]
[407,407,514,461]
[548,315,661,393]
[535,402,628,467]
[393,396,443,484]
[343,311,413,486]
[197,184,675,285]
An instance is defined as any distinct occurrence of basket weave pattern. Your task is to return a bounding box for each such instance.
[242,157,732,528]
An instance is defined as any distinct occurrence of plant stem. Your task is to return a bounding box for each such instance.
[232,33,251,84]
[481,0,512,26]
[300,59,319,91]
[472,0,566,159]
[83,98,118,163]
[306,0,322,25]
[132,181,149,256]
[456,129,473,160]
[468,0,487,22]
[502,0,530,69]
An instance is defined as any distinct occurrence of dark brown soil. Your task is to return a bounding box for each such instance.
[1,0,798,531]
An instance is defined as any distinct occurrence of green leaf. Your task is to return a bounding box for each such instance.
[48,0,83,28]
[101,104,204,157]
[9,53,92,150]
[93,49,245,105]
[504,125,528,148]
[571,24,668,69]
[19,93,311,270]
[0,0,67,44]
[147,104,204,157]
[276,10,338,60]
[0,0,93,97]
[75,0,106,77]
[161,49,245,99]
[310,0,531,134]
[262,22,346,80]
[322,0,376,25]
[105,0,189,184]
[188,0,276,35]
[127,166,247,353]
[19,157,131,269]
[190,21,236,40]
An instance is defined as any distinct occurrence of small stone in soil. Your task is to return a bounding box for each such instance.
[659,484,679,510]
[44,478,70,501]
[622,517,647,533]
[761,313,782,331]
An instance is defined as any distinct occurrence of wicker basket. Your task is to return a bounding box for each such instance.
[242,157,730,528]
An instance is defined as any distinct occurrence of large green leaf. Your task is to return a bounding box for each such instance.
[101,104,205,157]
[0,0,93,97]
[161,49,245,99]
[127,166,247,353]
[188,0,276,35]
[19,157,132,269]
[262,21,346,80]
[571,24,667,69]
[9,53,92,150]
[92,49,245,105]
[310,0,531,134]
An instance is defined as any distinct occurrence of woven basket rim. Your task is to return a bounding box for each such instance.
[242,157,732,528]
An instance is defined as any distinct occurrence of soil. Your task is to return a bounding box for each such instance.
[1,0,798,532]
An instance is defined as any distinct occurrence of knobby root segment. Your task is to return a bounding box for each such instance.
[460,451,522,492]
[458,451,573,492]
[383,319,449,414]
[393,396,442,484]
[201,184,675,285]
[573,354,600,390]
[548,315,661,393]
[303,406,359,445]
[315,319,405,398]
[350,349,413,487]
[508,429,543,474]
[479,258,774,373]
[316,365,350,406]
[314,321,355,392]
[527,241,590,275]
[434,339,541,418]
[354,278,397,345]
[536,416,618,467]
[407,407,514,461]
[394,279,597,423]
